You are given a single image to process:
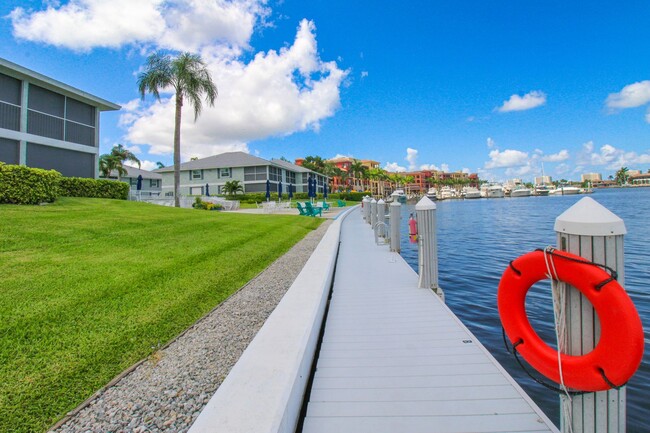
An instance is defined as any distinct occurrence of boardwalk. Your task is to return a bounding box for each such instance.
[301,207,558,433]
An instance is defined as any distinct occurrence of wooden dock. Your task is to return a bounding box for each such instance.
[301,207,558,433]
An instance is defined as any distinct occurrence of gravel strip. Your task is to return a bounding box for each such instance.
[51,220,333,433]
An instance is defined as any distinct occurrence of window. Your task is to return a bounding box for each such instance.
[244,166,267,181]
[269,166,281,182]
[130,178,138,187]
[220,168,231,178]
[190,186,203,195]
[191,169,203,180]
[150,179,159,187]
[286,171,296,184]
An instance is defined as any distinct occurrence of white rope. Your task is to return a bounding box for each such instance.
[543,246,574,433]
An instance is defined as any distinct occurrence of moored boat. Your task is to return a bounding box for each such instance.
[426,187,438,200]
[461,186,481,199]
[510,185,532,197]
[390,189,407,203]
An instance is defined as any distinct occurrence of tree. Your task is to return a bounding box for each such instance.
[615,166,629,185]
[222,180,244,196]
[138,52,218,207]
[156,161,165,169]
[98,154,124,179]
[99,144,140,181]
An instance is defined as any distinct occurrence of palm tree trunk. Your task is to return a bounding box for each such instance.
[174,94,183,207]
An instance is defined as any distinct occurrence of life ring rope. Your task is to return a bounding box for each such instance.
[501,328,626,396]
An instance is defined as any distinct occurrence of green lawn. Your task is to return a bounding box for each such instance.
[0,198,322,433]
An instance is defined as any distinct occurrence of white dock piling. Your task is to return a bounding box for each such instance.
[415,196,442,300]
[376,199,386,238]
[362,196,370,222]
[554,197,627,433]
[389,201,401,252]
[370,198,377,228]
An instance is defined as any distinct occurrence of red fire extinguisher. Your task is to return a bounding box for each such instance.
[408,213,418,243]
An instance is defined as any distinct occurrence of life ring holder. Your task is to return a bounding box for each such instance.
[498,248,644,393]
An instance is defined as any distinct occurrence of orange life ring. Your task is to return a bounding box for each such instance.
[498,249,644,392]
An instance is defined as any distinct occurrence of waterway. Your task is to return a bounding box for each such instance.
[398,187,649,432]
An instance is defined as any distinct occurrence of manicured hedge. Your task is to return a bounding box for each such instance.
[0,163,61,205]
[59,177,129,200]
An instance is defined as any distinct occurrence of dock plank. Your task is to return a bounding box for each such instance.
[301,208,558,433]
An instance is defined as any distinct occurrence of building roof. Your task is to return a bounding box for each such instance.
[0,57,120,111]
[122,165,162,179]
[154,151,274,172]
[101,165,162,179]
[270,158,313,173]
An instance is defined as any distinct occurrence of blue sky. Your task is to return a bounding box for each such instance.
[2,0,650,182]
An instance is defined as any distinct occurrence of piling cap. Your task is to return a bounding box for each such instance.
[415,196,436,210]
[377,199,385,204]
[554,197,626,236]
[370,198,377,203]
[390,200,401,207]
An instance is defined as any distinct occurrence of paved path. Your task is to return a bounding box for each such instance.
[301,207,558,433]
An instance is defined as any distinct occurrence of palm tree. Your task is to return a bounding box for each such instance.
[99,154,123,179]
[615,166,629,185]
[109,144,141,180]
[222,180,244,196]
[138,52,218,207]
[156,161,165,169]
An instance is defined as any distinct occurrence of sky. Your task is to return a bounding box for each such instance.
[2,0,650,182]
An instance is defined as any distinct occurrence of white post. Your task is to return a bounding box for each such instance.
[362,196,370,222]
[370,198,377,228]
[416,196,443,300]
[554,197,627,433]
[376,199,386,238]
[390,201,401,252]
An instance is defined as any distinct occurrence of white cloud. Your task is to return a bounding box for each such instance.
[10,0,270,52]
[487,137,496,149]
[420,163,440,171]
[555,163,571,175]
[576,140,650,169]
[121,20,348,159]
[497,91,547,113]
[360,71,368,79]
[405,148,418,171]
[440,163,450,173]
[137,160,160,171]
[485,149,529,169]
[505,165,532,177]
[462,168,470,174]
[646,107,650,123]
[541,149,570,162]
[384,162,406,172]
[605,80,650,110]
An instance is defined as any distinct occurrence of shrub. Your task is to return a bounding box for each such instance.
[59,177,129,200]
[0,163,61,205]
[192,197,223,211]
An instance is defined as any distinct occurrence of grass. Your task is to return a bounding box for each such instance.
[0,197,323,433]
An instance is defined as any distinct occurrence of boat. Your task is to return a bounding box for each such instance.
[510,185,532,197]
[439,186,458,200]
[390,189,407,203]
[550,185,581,195]
[534,184,551,196]
[425,187,437,200]
[461,186,481,199]
[485,184,505,198]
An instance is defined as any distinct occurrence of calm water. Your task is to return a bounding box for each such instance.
[398,188,650,432]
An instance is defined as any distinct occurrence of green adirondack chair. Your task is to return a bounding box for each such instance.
[296,202,309,216]
[304,201,322,217]
[337,199,346,207]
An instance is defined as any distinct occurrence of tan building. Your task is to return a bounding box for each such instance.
[534,175,552,185]
[581,173,602,182]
